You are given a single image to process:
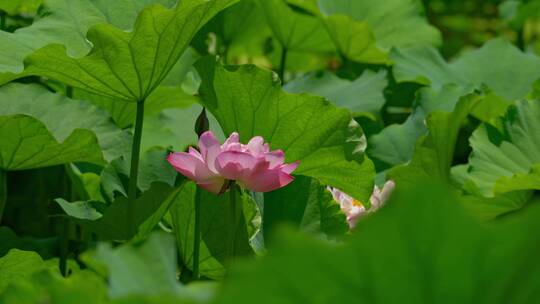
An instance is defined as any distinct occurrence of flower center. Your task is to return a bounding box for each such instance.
[352,199,364,208]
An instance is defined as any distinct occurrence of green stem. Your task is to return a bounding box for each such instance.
[59,217,70,277]
[278,46,287,84]
[127,100,145,237]
[0,170,6,223]
[80,226,92,250]
[192,188,202,279]
[228,185,238,262]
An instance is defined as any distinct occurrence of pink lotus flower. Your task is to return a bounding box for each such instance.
[328,180,396,229]
[167,131,299,194]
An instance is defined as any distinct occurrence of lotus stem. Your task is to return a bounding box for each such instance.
[59,217,70,277]
[127,99,145,237]
[193,188,202,279]
[0,170,6,223]
[278,46,287,84]
[228,184,237,262]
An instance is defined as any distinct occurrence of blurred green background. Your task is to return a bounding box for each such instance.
[424,0,540,57]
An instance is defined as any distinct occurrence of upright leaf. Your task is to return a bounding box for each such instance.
[368,84,473,167]
[457,100,540,197]
[196,59,375,202]
[388,94,478,185]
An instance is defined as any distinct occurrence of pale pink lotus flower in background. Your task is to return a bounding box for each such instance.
[328,180,396,229]
[167,131,299,194]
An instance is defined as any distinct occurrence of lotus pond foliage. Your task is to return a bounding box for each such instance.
[0,0,539,303]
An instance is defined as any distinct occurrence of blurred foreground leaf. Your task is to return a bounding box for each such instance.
[215,182,540,303]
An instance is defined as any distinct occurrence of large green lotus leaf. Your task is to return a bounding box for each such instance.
[263,175,348,242]
[495,166,540,193]
[457,100,540,198]
[0,83,131,170]
[89,0,177,29]
[388,94,479,186]
[56,182,180,241]
[207,0,269,46]
[196,59,375,202]
[286,0,438,64]
[285,70,387,114]
[169,182,255,280]
[258,0,334,53]
[453,160,534,222]
[22,0,237,101]
[286,0,318,14]
[0,116,104,170]
[0,0,176,84]
[391,45,463,86]
[192,0,273,64]
[450,40,540,100]
[467,92,514,123]
[455,178,534,221]
[368,84,473,167]
[321,14,386,64]
[392,39,540,100]
[215,183,540,303]
[367,109,426,167]
[73,48,201,128]
[196,0,331,72]
[318,0,440,59]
